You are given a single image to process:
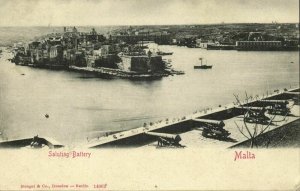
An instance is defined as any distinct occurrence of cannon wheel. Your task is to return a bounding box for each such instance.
[202,129,209,137]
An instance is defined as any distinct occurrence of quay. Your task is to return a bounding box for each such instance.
[83,87,300,149]
[68,65,170,79]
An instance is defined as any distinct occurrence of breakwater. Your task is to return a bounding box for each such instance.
[68,66,172,79]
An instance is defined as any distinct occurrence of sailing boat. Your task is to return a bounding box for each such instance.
[194,58,212,69]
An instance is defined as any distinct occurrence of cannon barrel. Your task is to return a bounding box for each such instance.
[283,92,300,95]
[192,118,225,128]
[259,100,289,104]
[145,132,182,143]
[235,106,271,111]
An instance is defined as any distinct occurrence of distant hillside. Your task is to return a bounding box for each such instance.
[0,24,298,46]
[0,26,116,46]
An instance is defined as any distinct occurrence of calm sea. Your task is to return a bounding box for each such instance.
[0,45,299,146]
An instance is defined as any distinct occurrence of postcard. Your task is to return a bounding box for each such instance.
[0,0,299,190]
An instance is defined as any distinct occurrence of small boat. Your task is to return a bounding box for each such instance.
[157,50,173,56]
[194,58,212,69]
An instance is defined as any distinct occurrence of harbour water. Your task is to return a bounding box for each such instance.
[0,46,299,146]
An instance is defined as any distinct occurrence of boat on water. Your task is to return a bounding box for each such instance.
[194,58,212,69]
[156,50,173,56]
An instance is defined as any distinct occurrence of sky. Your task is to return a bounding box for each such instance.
[0,0,298,26]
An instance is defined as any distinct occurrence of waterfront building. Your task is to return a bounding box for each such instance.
[236,41,282,50]
[42,49,49,59]
[248,32,264,41]
[93,49,104,58]
[49,46,58,59]
[48,36,63,46]
[196,39,216,48]
[283,40,299,47]
[86,55,96,68]
[119,52,164,73]
[13,42,28,56]
[10,27,170,71]
[92,45,115,58]
[101,45,110,56]
[35,49,43,62]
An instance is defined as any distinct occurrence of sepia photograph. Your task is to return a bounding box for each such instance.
[0,0,299,190]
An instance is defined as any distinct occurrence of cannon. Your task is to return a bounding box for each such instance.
[259,100,288,104]
[145,132,183,147]
[244,108,270,124]
[192,119,230,139]
[236,106,271,111]
[193,119,225,128]
[235,106,271,124]
[258,100,290,115]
